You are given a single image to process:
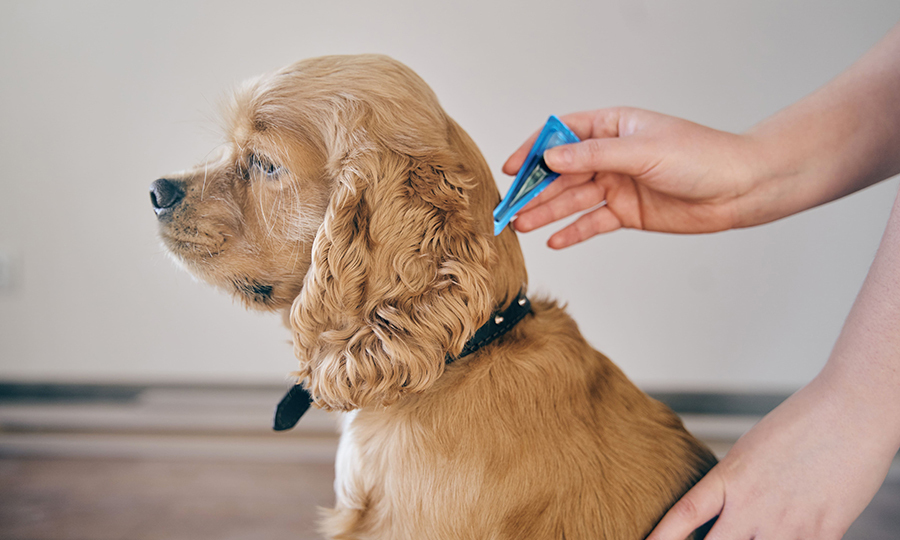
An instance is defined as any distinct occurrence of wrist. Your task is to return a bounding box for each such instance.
[814,360,900,457]
[724,130,804,229]
[732,114,849,228]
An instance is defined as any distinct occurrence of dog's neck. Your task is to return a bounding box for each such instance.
[273,292,532,431]
[450,292,531,363]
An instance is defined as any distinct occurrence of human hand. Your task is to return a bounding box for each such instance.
[646,372,897,540]
[502,108,772,248]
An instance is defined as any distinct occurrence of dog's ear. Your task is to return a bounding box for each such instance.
[289,138,495,411]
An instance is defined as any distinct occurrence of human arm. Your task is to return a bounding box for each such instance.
[501,20,900,540]
[646,186,900,539]
[503,21,900,248]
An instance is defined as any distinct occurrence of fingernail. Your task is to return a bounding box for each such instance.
[544,148,570,170]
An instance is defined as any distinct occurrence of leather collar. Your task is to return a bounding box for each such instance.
[273,294,532,431]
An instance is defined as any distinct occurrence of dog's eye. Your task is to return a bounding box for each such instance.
[247,153,283,179]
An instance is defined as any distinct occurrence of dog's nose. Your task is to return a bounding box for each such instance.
[150,178,185,217]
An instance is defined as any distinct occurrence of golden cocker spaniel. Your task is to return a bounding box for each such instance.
[151,54,716,540]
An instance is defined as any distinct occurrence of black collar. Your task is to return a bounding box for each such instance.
[273,294,532,431]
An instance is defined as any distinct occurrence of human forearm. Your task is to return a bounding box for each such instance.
[647,186,900,540]
[739,21,900,227]
[817,185,900,452]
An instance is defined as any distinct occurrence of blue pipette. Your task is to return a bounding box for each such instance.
[493,115,580,235]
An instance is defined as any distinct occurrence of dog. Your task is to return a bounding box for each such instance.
[151,54,717,539]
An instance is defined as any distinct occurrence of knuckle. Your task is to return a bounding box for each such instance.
[671,496,701,521]
[582,138,606,156]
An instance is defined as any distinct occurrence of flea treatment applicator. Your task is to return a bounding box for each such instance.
[493,115,580,235]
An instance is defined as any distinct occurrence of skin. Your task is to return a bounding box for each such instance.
[503,21,900,540]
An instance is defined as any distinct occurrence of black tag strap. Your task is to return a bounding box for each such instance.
[273,384,314,431]
[273,294,532,431]
[451,294,531,362]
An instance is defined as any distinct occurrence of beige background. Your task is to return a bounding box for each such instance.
[1,0,898,391]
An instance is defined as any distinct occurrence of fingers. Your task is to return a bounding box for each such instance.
[505,118,653,179]
[645,472,726,540]
[544,136,653,177]
[502,109,627,176]
[517,172,595,215]
[513,174,605,232]
[502,108,658,247]
[555,109,625,140]
[546,206,623,249]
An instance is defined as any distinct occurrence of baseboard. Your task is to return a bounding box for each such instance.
[0,381,791,416]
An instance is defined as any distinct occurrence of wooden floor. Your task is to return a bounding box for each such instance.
[0,384,897,539]
[0,457,334,540]
[2,455,898,540]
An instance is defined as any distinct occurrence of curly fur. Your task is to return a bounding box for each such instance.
[154,54,716,539]
[291,140,495,411]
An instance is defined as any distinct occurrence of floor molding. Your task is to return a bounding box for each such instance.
[0,381,791,416]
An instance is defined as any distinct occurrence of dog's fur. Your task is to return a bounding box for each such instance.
[154,54,717,539]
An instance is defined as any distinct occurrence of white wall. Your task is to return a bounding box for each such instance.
[1,0,898,391]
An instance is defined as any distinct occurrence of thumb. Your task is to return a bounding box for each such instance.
[543,137,651,177]
[645,471,725,540]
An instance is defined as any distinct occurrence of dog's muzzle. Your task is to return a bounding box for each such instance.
[150,178,185,220]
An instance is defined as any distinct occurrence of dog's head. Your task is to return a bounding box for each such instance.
[152,54,527,410]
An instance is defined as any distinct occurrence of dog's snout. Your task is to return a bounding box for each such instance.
[150,178,185,218]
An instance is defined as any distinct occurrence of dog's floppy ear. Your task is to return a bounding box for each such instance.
[289,134,495,411]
